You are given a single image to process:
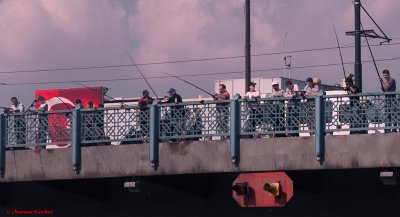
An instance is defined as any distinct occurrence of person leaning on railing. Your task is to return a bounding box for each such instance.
[9,97,26,146]
[344,77,366,134]
[243,81,261,136]
[285,80,300,137]
[138,90,154,137]
[35,95,49,145]
[269,81,286,137]
[163,88,184,140]
[214,84,230,139]
[303,77,319,135]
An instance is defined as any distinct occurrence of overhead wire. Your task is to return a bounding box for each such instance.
[2,56,400,86]
[0,42,400,75]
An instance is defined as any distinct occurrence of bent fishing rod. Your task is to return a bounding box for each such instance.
[360,23,385,91]
[69,82,131,107]
[125,50,159,99]
[331,20,347,80]
[165,73,216,98]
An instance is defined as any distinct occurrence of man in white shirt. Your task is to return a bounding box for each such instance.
[10,97,26,145]
[243,82,261,135]
[244,82,261,100]
[284,80,300,137]
[303,77,318,135]
[269,81,285,137]
[285,80,300,99]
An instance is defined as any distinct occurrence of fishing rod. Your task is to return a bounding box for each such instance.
[70,82,131,107]
[125,50,159,99]
[361,23,385,91]
[165,73,215,98]
[359,4,391,44]
[331,20,347,80]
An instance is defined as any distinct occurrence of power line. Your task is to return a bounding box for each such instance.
[2,56,400,86]
[0,42,399,75]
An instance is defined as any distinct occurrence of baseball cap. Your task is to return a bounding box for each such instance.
[272,81,279,86]
[167,88,176,93]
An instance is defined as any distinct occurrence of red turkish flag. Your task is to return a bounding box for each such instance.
[35,87,104,148]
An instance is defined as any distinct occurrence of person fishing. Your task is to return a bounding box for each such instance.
[163,88,184,140]
[243,81,261,136]
[214,84,230,139]
[9,97,26,146]
[35,95,49,145]
[285,80,300,137]
[138,90,154,137]
[344,77,364,134]
[380,69,397,133]
[269,81,285,137]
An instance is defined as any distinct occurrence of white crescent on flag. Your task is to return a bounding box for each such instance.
[46,97,75,110]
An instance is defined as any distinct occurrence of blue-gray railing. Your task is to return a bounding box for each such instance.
[1,91,399,175]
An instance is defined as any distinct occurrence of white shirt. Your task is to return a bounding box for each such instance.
[285,84,300,98]
[304,84,319,96]
[10,102,24,113]
[37,102,48,112]
[270,89,284,97]
[245,91,260,99]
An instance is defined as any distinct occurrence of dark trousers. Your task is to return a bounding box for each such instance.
[38,115,48,144]
[14,117,26,145]
[286,103,299,137]
[384,95,397,132]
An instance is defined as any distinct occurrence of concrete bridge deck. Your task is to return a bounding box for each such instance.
[2,133,399,182]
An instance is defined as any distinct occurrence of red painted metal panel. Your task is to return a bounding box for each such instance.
[232,172,293,207]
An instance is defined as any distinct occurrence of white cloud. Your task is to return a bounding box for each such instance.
[0,0,399,104]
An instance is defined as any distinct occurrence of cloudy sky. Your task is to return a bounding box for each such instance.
[0,0,399,105]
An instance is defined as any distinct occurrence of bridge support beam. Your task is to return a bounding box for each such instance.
[149,103,160,168]
[72,109,82,174]
[230,94,241,165]
[315,93,325,161]
[0,114,5,178]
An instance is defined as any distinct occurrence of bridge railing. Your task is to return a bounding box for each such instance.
[158,100,231,141]
[5,110,72,149]
[2,91,400,149]
[324,92,400,134]
[239,97,317,137]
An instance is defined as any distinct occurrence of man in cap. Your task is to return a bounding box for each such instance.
[165,88,182,104]
[269,81,285,137]
[163,88,184,140]
[270,81,284,97]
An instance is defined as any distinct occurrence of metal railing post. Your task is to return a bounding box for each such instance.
[72,109,82,174]
[0,114,6,178]
[230,94,241,164]
[315,93,325,161]
[149,102,159,168]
